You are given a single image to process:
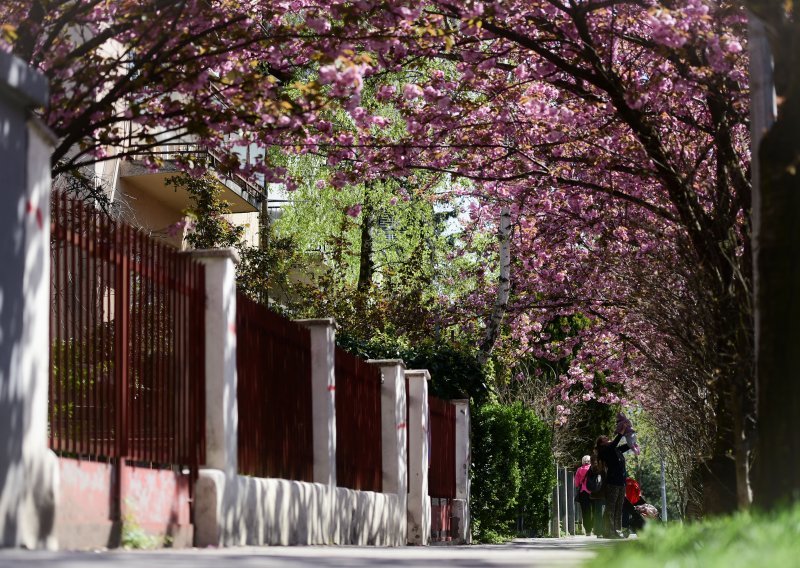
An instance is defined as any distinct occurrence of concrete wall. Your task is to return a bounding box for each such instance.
[55,458,193,550]
[116,178,186,248]
[224,211,260,248]
[194,472,404,547]
[55,459,115,549]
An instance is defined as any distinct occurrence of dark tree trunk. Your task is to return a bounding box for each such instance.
[357,188,374,292]
[752,68,800,509]
[746,2,800,509]
[698,389,741,517]
[701,456,739,516]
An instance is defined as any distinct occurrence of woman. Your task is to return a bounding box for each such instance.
[595,433,630,538]
[573,455,596,535]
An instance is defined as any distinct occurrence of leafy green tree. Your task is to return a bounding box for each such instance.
[471,402,555,542]
[166,175,243,250]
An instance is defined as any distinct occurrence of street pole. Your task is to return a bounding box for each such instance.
[660,455,668,523]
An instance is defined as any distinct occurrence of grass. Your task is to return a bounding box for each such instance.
[586,503,800,568]
[121,510,172,549]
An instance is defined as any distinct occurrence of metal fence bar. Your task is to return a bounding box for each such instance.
[69,196,78,455]
[99,209,108,459]
[49,192,205,474]
[335,347,382,492]
[429,396,456,499]
[235,292,314,481]
[192,263,206,472]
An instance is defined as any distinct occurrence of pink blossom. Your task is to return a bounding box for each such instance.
[403,83,424,99]
[306,17,331,34]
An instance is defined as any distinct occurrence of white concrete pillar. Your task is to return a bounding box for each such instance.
[369,359,407,546]
[452,399,470,544]
[295,319,337,488]
[405,369,431,545]
[296,318,337,544]
[190,248,240,477]
[0,52,58,549]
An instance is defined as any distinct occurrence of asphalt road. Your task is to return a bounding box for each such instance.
[0,537,609,568]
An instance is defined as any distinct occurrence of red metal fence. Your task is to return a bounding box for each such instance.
[236,292,314,480]
[429,395,456,542]
[429,395,456,499]
[431,498,454,542]
[335,347,382,492]
[49,192,206,473]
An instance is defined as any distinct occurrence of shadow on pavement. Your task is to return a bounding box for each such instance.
[0,538,608,568]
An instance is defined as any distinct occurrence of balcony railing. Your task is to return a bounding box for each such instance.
[129,142,264,209]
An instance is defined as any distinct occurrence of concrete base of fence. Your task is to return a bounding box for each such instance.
[452,498,470,544]
[194,470,404,547]
[193,470,227,547]
[333,488,403,546]
[56,457,193,550]
[194,470,330,547]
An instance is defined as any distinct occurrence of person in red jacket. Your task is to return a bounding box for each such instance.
[574,455,598,535]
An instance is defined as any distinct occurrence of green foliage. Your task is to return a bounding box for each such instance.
[513,404,557,535]
[627,418,685,521]
[470,402,555,542]
[336,331,490,404]
[50,331,114,433]
[471,404,520,541]
[121,509,170,549]
[236,222,299,307]
[588,503,800,568]
[166,174,243,249]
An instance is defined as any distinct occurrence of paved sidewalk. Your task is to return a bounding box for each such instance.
[0,537,609,568]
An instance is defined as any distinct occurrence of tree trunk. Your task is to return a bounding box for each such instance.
[731,384,754,508]
[752,62,800,510]
[357,187,374,292]
[477,207,511,366]
[700,394,740,517]
[747,5,800,509]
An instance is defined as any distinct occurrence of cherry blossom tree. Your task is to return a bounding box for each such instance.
[290,0,751,512]
[3,0,760,511]
[1,0,340,184]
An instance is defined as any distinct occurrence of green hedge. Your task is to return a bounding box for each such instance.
[471,402,555,542]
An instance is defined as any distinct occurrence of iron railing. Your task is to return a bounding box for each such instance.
[335,347,383,492]
[129,142,264,207]
[429,395,456,499]
[236,292,314,480]
[49,191,206,473]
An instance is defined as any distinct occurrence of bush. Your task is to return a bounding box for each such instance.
[588,503,800,568]
[336,331,490,404]
[514,404,556,535]
[471,402,555,542]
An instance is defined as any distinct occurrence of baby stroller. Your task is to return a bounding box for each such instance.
[622,477,658,536]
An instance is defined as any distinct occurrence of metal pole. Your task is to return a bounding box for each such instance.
[564,468,577,536]
[660,455,668,523]
[551,462,561,537]
[562,467,569,535]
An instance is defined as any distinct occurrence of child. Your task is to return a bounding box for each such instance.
[616,412,640,455]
